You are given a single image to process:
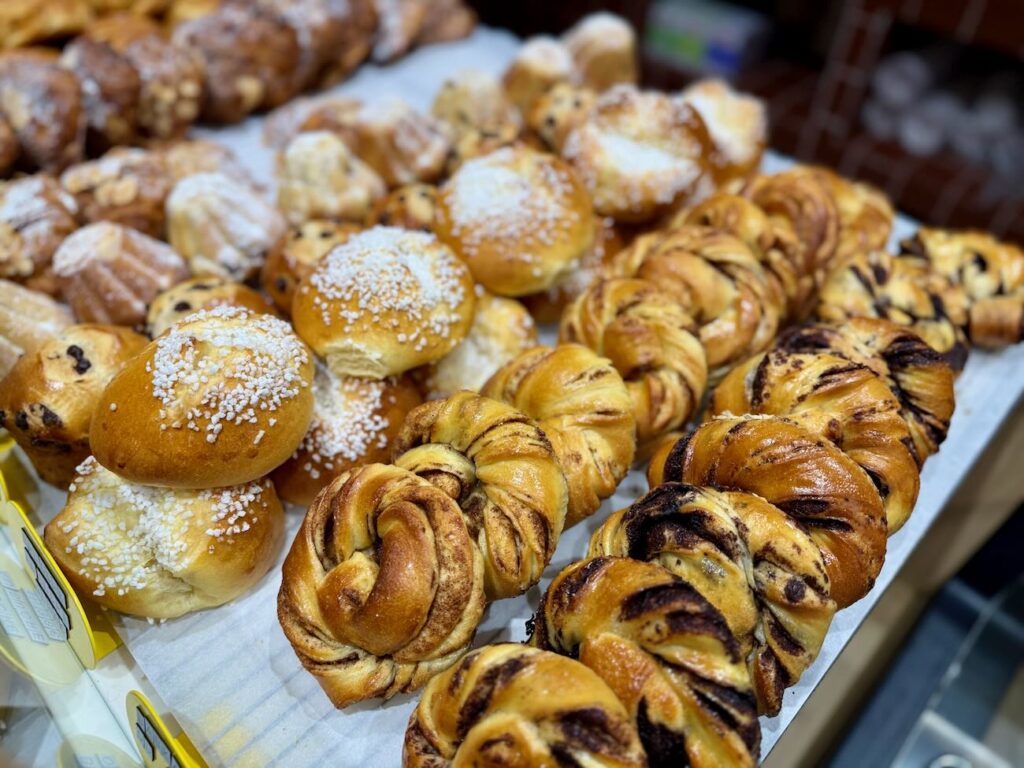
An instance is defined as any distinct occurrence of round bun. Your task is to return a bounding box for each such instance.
[271,365,423,505]
[44,457,283,619]
[91,306,315,489]
[146,276,277,338]
[0,324,147,488]
[0,176,79,296]
[502,36,574,114]
[0,279,74,379]
[435,146,595,296]
[677,78,767,185]
[261,220,360,314]
[292,226,475,379]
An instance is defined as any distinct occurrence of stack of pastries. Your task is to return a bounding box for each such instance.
[0,10,1021,767]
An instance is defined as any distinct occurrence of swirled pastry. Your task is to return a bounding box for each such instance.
[562,12,638,92]
[482,343,635,527]
[563,85,714,222]
[806,166,893,265]
[261,220,359,314]
[677,79,766,185]
[146,276,277,338]
[0,280,73,379]
[278,463,485,706]
[404,643,646,768]
[435,146,595,296]
[392,391,568,599]
[560,277,708,449]
[367,184,437,233]
[0,176,79,296]
[46,458,283,618]
[528,83,596,153]
[292,226,475,378]
[532,556,761,767]
[502,36,574,115]
[590,483,836,715]
[649,415,887,608]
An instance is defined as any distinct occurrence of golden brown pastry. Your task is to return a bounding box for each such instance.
[0,324,147,487]
[371,0,426,63]
[0,49,85,174]
[261,220,359,314]
[442,123,520,175]
[482,343,635,527]
[806,166,893,265]
[90,306,315,488]
[560,277,708,449]
[649,415,888,608]
[53,222,188,328]
[271,365,422,505]
[527,82,596,152]
[60,148,173,237]
[159,139,255,187]
[431,69,520,143]
[317,0,377,85]
[423,289,537,399]
[278,462,486,707]
[414,0,475,46]
[262,94,362,150]
[502,36,574,116]
[45,457,283,618]
[563,85,714,223]
[367,184,437,232]
[562,12,638,92]
[435,146,594,296]
[292,226,475,378]
[145,276,276,338]
[677,78,766,185]
[711,348,920,533]
[0,0,92,50]
[590,483,836,716]
[277,131,385,225]
[0,279,73,379]
[164,0,221,27]
[816,248,969,370]
[166,172,286,281]
[605,225,781,377]
[0,176,79,296]
[404,643,647,768]
[392,391,568,599]
[344,100,451,188]
[531,556,761,767]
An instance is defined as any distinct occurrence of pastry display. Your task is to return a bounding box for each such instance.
[90,306,314,488]
[502,36,574,116]
[261,220,359,314]
[146,275,276,338]
[0,279,74,378]
[52,222,188,327]
[677,78,767,185]
[561,11,638,92]
[367,184,437,233]
[292,226,475,378]
[0,175,80,295]
[0,323,146,487]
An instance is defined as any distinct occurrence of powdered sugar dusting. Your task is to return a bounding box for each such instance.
[52,222,184,277]
[678,80,766,168]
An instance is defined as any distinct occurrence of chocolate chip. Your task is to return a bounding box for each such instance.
[320,230,333,239]
[39,405,62,428]
[173,301,191,312]
[66,345,91,374]
[14,411,28,430]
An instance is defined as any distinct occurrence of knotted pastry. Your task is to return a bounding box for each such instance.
[649,415,887,608]
[816,248,969,370]
[435,146,595,296]
[271,365,422,505]
[0,280,73,379]
[391,391,568,599]
[562,12,638,92]
[0,176,79,296]
[605,225,781,378]
[560,277,708,449]
[502,36,574,115]
[589,483,836,716]
[167,172,287,281]
[711,348,920,533]
[563,85,714,223]
[777,319,955,466]
[46,458,283,618]
[278,462,486,707]
[431,69,521,143]
[0,324,147,488]
[805,166,893,265]
[901,228,1024,348]
[292,226,475,378]
[91,306,314,488]
[146,276,277,338]
[677,79,766,185]
[343,101,451,188]
[52,222,189,328]
[277,131,385,225]
[261,220,360,314]
[528,83,596,153]
[531,556,761,767]
[482,344,635,527]
[404,643,646,768]
[367,184,437,233]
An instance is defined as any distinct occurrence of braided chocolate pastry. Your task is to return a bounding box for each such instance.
[816,248,969,370]
[604,225,782,377]
[481,344,636,528]
[560,277,708,450]
[805,167,893,265]
[531,556,761,767]
[589,483,835,716]
[278,463,486,707]
[404,643,647,768]
[391,391,568,600]
[649,415,887,608]
[710,348,920,533]
[901,228,1024,348]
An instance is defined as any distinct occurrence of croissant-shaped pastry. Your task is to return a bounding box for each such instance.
[531,556,761,767]
[391,391,567,599]
[649,415,887,608]
[605,225,782,377]
[710,348,919,533]
[560,277,708,450]
[278,463,486,707]
[404,643,647,768]
[481,344,635,527]
[777,319,955,466]
[589,483,836,716]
